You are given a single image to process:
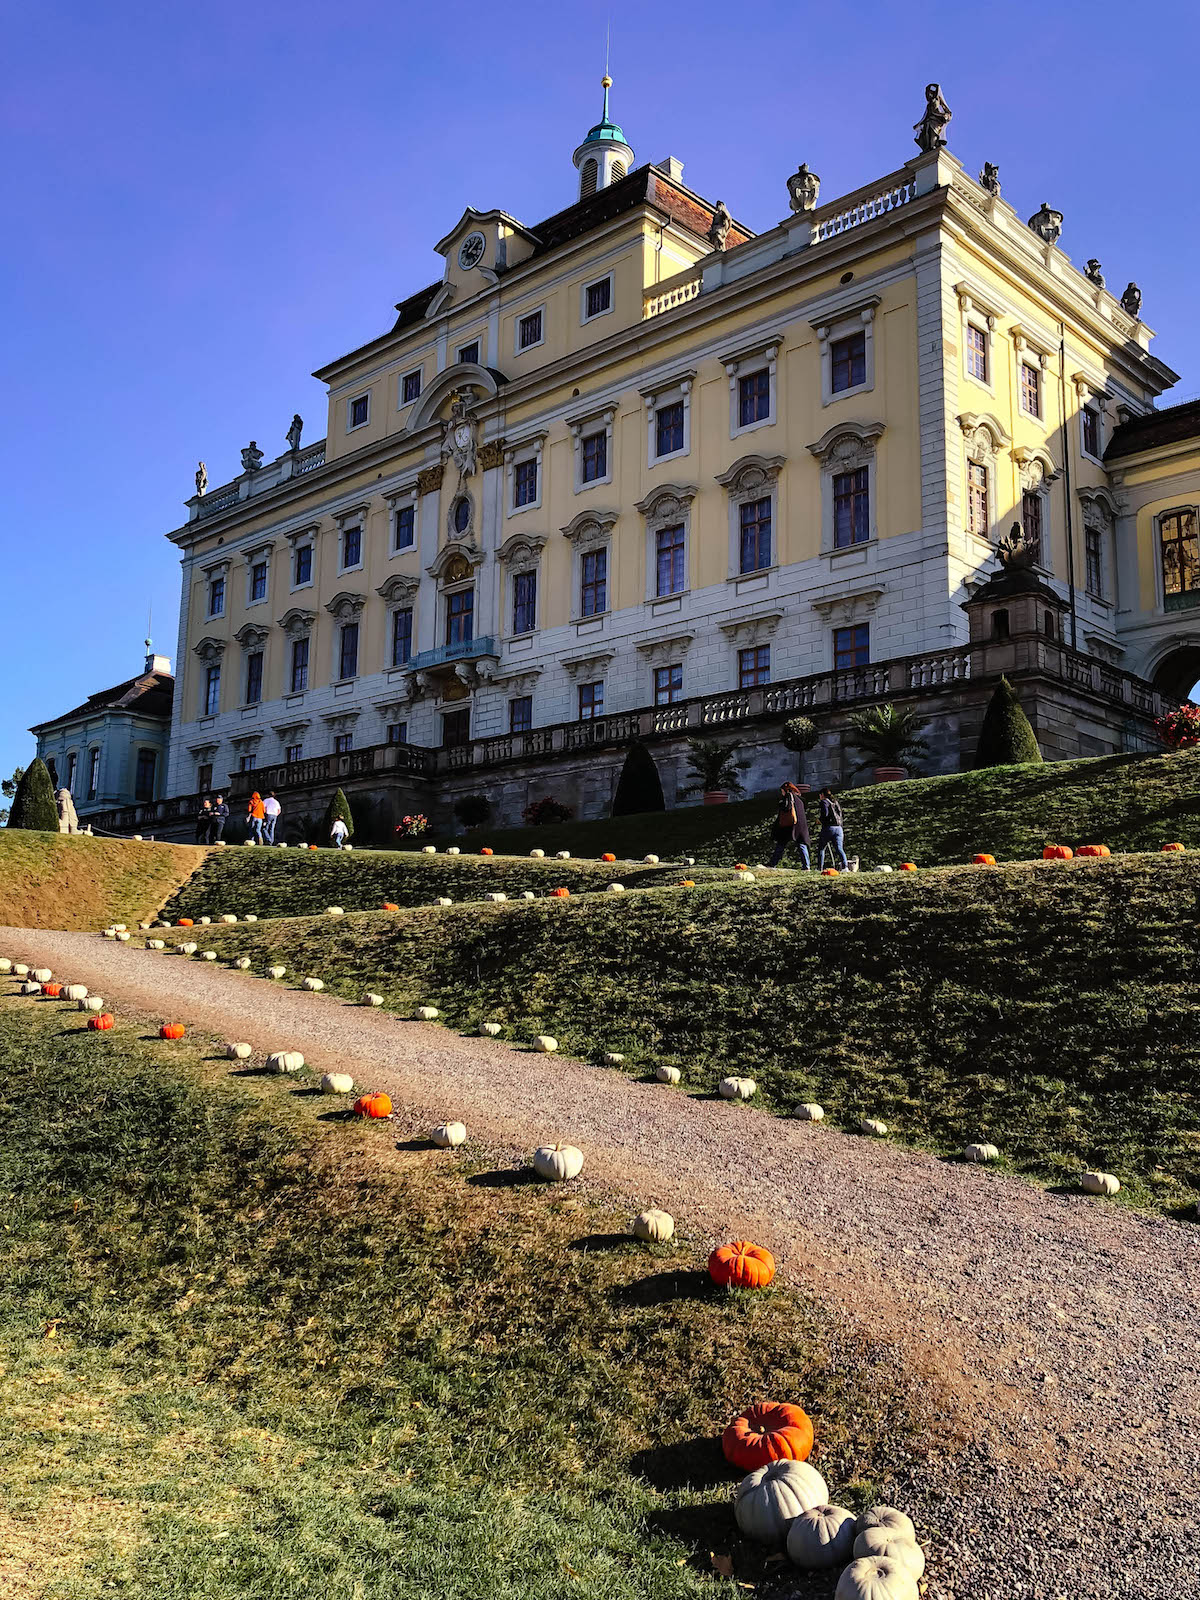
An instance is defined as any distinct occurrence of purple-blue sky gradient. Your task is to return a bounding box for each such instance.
[3,0,1197,780]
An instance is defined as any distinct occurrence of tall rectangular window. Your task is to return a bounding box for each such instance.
[738,645,771,687]
[578,680,604,720]
[831,331,867,393]
[457,341,479,365]
[518,309,543,349]
[208,574,225,616]
[1082,405,1101,457]
[739,497,773,572]
[293,544,312,586]
[584,277,611,319]
[445,588,474,646]
[385,723,407,745]
[509,695,533,733]
[290,637,309,693]
[393,504,415,550]
[442,709,471,746]
[349,394,370,428]
[333,733,353,754]
[1020,362,1041,418]
[338,622,359,681]
[1085,527,1105,598]
[238,753,256,773]
[655,524,686,597]
[1021,491,1044,565]
[401,369,422,404]
[655,402,684,457]
[833,468,870,548]
[967,461,990,536]
[580,548,607,617]
[87,748,100,800]
[342,525,362,569]
[653,663,683,705]
[196,762,213,792]
[738,369,771,427]
[581,430,607,482]
[134,748,157,802]
[250,560,268,603]
[391,607,413,666]
[833,623,870,669]
[1161,510,1200,601]
[204,665,221,716]
[512,571,537,634]
[283,744,303,764]
[513,458,538,507]
[66,751,77,792]
[244,650,263,705]
[966,324,988,383]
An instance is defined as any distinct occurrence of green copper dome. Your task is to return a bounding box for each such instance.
[580,76,629,149]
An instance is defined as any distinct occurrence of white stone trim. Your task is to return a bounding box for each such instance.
[496,533,545,639]
[807,423,885,554]
[721,334,781,439]
[580,270,615,325]
[346,391,371,433]
[504,432,547,518]
[384,483,419,553]
[715,454,784,577]
[641,370,695,466]
[514,303,546,356]
[635,483,697,602]
[955,284,998,395]
[567,404,615,492]
[398,366,423,409]
[813,295,880,407]
[1011,325,1051,422]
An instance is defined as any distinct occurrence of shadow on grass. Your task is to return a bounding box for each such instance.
[229,1065,273,1078]
[610,1268,715,1309]
[567,1231,635,1253]
[467,1166,537,1188]
[316,1108,354,1122]
[395,1137,433,1151]
[290,1086,324,1098]
[629,1435,733,1493]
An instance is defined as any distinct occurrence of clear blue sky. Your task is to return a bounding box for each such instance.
[3,0,1197,782]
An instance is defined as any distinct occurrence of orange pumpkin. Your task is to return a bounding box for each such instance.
[88,1013,115,1031]
[899,862,917,872]
[159,1023,186,1040]
[550,887,570,898]
[708,1240,776,1290]
[972,854,996,866]
[381,902,399,911]
[354,1092,393,1119]
[1163,842,1185,853]
[43,983,62,997]
[177,918,194,927]
[734,863,748,872]
[1043,845,1073,861]
[1077,845,1111,858]
[722,1402,814,1470]
[680,878,696,887]
[821,868,839,877]
[480,847,494,856]
[601,852,616,862]
[308,844,318,850]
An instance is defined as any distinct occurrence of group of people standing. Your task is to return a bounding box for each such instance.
[768,783,849,871]
[195,791,282,845]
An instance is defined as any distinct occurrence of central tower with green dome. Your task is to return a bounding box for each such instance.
[572,75,635,199]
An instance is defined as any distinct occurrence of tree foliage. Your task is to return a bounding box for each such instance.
[848,703,932,772]
[6,758,59,832]
[322,787,354,839]
[611,742,665,816]
[974,677,1043,768]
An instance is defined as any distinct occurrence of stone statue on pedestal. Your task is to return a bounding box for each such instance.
[914,83,952,152]
[979,162,1001,196]
[1085,260,1105,288]
[195,461,208,497]
[1121,282,1143,318]
[1027,202,1063,245]
[708,200,732,251]
[241,441,264,473]
[286,414,303,453]
[787,163,821,213]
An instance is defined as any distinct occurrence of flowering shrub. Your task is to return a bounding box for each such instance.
[1156,705,1200,750]
[523,796,574,827]
[394,813,429,838]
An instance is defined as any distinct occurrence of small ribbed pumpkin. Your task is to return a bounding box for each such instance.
[550,887,570,898]
[42,983,62,998]
[480,846,493,856]
[899,862,917,871]
[1043,845,1073,860]
[177,918,194,927]
[382,902,399,911]
[601,852,616,862]
[354,1092,393,1119]
[1162,842,1185,853]
[723,1402,814,1470]
[972,853,996,865]
[709,1240,776,1290]
[1076,844,1111,858]
[821,868,839,877]
[159,1023,186,1040]
[88,1013,115,1031]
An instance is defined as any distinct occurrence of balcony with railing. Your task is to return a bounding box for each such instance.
[407,636,498,673]
[191,439,328,522]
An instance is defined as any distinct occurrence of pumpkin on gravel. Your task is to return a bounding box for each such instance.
[354,1092,393,1119]
[722,1402,814,1469]
[159,1023,186,1040]
[708,1240,776,1290]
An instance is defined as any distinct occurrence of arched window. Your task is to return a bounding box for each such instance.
[580,158,598,197]
[1160,509,1199,607]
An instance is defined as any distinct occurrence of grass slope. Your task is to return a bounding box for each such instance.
[161,849,725,921]
[0,831,203,931]
[454,749,1200,867]
[192,852,1200,1214]
[0,994,921,1599]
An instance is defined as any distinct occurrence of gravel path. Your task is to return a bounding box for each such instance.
[5,925,1199,1599]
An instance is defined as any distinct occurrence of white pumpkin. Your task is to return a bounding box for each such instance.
[199,917,211,925]
[267,1051,304,1073]
[80,996,105,1012]
[21,981,42,995]
[226,1042,253,1060]
[416,1005,440,1020]
[321,1072,354,1094]
[786,1504,857,1569]
[632,1208,674,1242]
[431,1121,467,1149]
[180,942,198,955]
[606,883,626,894]
[138,922,151,930]
[32,968,52,982]
[362,992,383,1007]
[220,914,238,924]
[480,1022,502,1036]
[422,845,437,854]
[834,1557,919,1600]
[12,964,28,976]
[656,1064,682,1085]
[342,844,353,852]
[856,1507,916,1542]
[201,950,217,961]
[147,939,165,950]
[486,892,507,903]
[794,1103,825,1122]
[116,932,131,942]
[64,984,87,1001]
[643,854,659,864]
[157,920,171,927]
[234,957,251,970]
[434,897,453,907]
[556,851,571,860]
[326,906,344,917]
[1081,1170,1120,1196]
[852,1529,924,1578]
[734,1460,829,1547]
[267,966,287,980]
[302,977,324,991]
[521,891,536,900]
[529,848,545,858]
[533,1035,558,1053]
[446,846,460,855]
[719,1076,756,1101]
[875,864,894,873]
[244,915,258,922]
[112,926,126,934]
[603,1051,625,1065]
[735,870,756,882]
[963,1142,999,1163]
[102,929,116,940]
[532,1143,583,1181]
[0,959,10,973]
[859,1117,888,1137]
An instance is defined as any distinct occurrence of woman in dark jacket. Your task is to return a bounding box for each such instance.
[195,797,213,844]
[767,782,811,868]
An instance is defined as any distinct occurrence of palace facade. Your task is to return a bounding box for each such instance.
[90,81,1200,840]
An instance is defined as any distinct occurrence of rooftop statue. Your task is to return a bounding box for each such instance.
[979,162,1001,197]
[786,162,821,213]
[1027,202,1063,245]
[914,83,952,152]
[286,413,303,453]
[1085,259,1106,288]
[195,460,208,497]
[1121,282,1143,318]
[241,441,264,473]
[708,199,732,251]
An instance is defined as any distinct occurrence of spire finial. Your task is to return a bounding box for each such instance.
[601,73,612,122]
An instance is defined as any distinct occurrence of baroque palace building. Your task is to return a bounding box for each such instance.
[87,80,1200,839]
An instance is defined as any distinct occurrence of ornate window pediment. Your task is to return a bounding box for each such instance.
[636,633,695,665]
[333,503,371,530]
[562,650,615,680]
[276,607,316,639]
[1011,445,1060,493]
[634,483,698,521]
[561,508,619,547]
[1078,485,1120,528]
[186,741,219,760]
[230,734,262,753]
[811,587,884,627]
[714,453,785,496]
[718,611,783,647]
[271,719,310,741]
[193,635,227,664]
[427,541,483,582]
[376,573,420,603]
[807,420,886,466]
[497,532,547,567]
[325,591,366,622]
[957,412,1011,461]
[233,623,270,649]
[320,710,361,733]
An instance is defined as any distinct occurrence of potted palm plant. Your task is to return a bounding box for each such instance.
[847,703,931,782]
[678,737,750,805]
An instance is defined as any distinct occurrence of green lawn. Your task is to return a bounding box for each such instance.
[0,995,920,1599]
[0,831,202,931]
[188,851,1200,1215]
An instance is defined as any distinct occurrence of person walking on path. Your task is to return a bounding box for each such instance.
[246,791,266,844]
[262,791,282,845]
[210,794,229,844]
[816,786,849,870]
[195,797,213,844]
[330,815,349,849]
[767,782,811,869]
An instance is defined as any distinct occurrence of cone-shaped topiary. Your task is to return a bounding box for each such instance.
[322,787,354,839]
[612,740,665,816]
[6,757,59,831]
[974,676,1042,768]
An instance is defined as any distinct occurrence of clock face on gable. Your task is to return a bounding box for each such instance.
[458,232,486,270]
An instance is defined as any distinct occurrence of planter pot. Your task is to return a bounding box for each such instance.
[872,766,909,784]
[703,791,729,806]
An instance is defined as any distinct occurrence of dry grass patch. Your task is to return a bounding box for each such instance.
[0,832,204,931]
